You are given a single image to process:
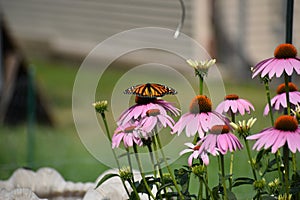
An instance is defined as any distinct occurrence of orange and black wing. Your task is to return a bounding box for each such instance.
[124,83,177,98]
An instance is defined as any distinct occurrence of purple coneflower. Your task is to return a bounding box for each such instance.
[264,82,300,115]
[172,95,227,138]
[112,122,143,148]
[216,94,254,116]
[247,115,300,153]
[199,125,243,155]
[118,96,180,126]
[252,43,300,79]
[139,108,175,138]
[179,142,210,166]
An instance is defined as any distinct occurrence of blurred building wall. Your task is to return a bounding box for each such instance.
[1,0,300,77]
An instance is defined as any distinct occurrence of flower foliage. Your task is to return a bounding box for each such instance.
[94,45,300,199]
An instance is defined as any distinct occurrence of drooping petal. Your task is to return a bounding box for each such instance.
[252,58,274,78]
[172,113,192,135]
[284,59,295,75]
[112,133,124,148]
[201,153,210,165]
[217,134,228,154]
[271,131,286,153]
[286,132,298,153]
[186,114,200,137]
[261,59,277,78]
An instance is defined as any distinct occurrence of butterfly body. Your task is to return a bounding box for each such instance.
[124,83,177,98]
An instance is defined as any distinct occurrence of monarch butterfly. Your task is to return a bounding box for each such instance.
[124,83,177,98]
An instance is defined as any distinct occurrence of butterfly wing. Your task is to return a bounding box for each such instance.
[124,83,177,98]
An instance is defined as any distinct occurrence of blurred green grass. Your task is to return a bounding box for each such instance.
[0,58,297,198]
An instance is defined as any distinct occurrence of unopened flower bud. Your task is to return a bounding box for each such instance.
[253,179,266,191]
[119,166,133,181]
[192,164,205,177]
[93,100,108,114]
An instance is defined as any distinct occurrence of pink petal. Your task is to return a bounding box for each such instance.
[252,58,274,78]
[217,135,228,154]
[271,132,286,153]
[112,133,124,148]
[286,132,298,153]
[264,131,279,149]
[274,60,285,78]
[186,115,199,137]
[180,148,193,156]
[201,153,210,165]
[289,59,300,74]
[172,113,191,134]
[199,113,210,132]
[188,154,194,166]
[284,59,295,75]
[263,105,269,116]
[232,101,239,113]
[260,60,274,77]
[215,102,225,114]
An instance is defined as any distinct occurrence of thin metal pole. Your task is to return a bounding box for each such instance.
[285,0,293,44]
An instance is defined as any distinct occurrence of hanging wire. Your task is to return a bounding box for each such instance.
[174,0,185,38]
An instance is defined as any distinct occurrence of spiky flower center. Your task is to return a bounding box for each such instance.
[276,82,298,94]
[135,96,156,104]
[274,115,298,132]
[189,95,212,114]
[274,43,297,59]
[225,94,239,100]
[124,126,136,133]
[210,125,230,134]
[146,109,160,117]
[193,145,200,151]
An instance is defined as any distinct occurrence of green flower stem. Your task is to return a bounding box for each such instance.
[127,178,141,200]
[283,144,290,195]
[220,154,228,200]
[205,168,209,199]
[152,137,164,181]
[243,138,257,180]
[133,144,156,199]
[100,113,120,168]
[100,112,130,197]
[192,73,204,145]
[229,112,235,191]
[199,75,204,95]
[152,137,166,197]
[292,153,297,174]
[198,177,203,200]
[155,134,184,200]
[146,143,157,178]
[263,79,274,126]
[284,73,291,115]
[229,153,234,191]
[200,176,214,200]
[275,151,283,183]
[126,148,135,183]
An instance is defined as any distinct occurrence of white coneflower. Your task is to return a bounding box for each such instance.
[186,58,216,77]
[230,117,257,138]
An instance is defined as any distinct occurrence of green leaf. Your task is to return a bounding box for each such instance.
[227,189,237,200]
[174,168,190,193]
[261,196,277,200]
[291,171,300,194]
[212,186,221,200]
[232,177,254,187]
[95,173,120,189]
